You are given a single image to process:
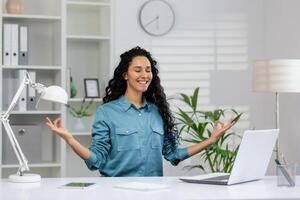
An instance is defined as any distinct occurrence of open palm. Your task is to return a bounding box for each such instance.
[46,117,72,141]
[210,119,235,142]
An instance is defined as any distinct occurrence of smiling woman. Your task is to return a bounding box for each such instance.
[46,46,234,177]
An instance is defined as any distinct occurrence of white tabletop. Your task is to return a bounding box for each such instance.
[1,176,300,200]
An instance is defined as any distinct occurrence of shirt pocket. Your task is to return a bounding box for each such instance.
[115,128,140,151]
[151,125,164,148]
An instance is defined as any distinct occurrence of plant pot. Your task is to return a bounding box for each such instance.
[6,0,23,14]
[73,118,86,132]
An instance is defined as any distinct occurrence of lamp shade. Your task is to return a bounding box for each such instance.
[253,59,300,93]
[40,85,68,104]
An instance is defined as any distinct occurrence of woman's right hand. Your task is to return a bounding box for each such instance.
[46,117,73,142]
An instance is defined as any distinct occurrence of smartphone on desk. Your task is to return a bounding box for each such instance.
[59,182,96,189]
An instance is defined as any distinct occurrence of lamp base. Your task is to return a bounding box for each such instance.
[8,173,41,183]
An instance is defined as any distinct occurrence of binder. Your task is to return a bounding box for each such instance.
[17,70,27,111]
[3,24,12,65]
[11,24,19,66]
[27,70,36,110]
[3,72,14,109]
[19,26,28,65]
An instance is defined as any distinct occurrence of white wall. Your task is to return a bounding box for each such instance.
[113,0,300,176]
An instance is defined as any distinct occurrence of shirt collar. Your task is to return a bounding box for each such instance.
[118,95,150,112]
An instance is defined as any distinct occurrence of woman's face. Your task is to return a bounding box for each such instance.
[124,56,153,94]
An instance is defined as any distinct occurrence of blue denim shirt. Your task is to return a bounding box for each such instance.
[84,96,189,177]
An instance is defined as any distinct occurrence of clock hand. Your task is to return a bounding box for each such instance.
[144,16,159,27]
[156,16,160,30]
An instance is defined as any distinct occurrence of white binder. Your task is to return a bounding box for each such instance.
[3,24,11,65]
[27,70,36,110]
[11,24,19,66]
[19,26,28,65]
[17,70,27,111]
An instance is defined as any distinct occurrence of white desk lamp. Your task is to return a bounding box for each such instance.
[253,59,300,159]
[0,71,68,183]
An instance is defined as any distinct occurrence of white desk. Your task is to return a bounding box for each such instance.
[1,176,300,200]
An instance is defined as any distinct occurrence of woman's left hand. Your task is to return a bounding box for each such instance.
[209,119,235,144]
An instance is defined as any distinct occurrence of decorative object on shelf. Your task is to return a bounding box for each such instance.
[253,59,300,160]
[139,0,175,36]
[70,76,77,98]
[174,87,242,173]
[84,78,100,98]
[68,68,77,98]
[68,98,93,118]
[67,98,94,132]
[0,71,68,183]
[73,118,86,132]
[6,0,23,14]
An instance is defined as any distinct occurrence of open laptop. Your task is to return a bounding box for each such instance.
[180,129,279,185]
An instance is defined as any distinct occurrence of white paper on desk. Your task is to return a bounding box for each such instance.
[113,182,170,191]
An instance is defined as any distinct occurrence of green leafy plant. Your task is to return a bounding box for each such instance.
[175,87,243,173]
[67,98,94,118]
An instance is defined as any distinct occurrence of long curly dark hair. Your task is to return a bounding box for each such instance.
[103,46,177,137]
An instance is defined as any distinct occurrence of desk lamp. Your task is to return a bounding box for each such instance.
[0,71,68,182]
[253,59,300,159]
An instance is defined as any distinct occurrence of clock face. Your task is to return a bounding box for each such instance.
[139,0,175,36]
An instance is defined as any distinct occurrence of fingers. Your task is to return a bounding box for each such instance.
[213,119,235,134]
[214,121,224,128]
[54,118,62,127]
[46,117,62,129]
[46,117,55,128]
[45,122,52,128]
[46,117,53,125]
[214,118,236,129]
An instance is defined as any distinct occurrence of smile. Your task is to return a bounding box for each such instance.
[137,80,149,84]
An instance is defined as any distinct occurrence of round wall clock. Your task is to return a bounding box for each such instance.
[139,0,175,36]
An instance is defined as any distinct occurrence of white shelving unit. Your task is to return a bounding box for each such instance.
[0,0,65,178]
[0,0,113,179]
[65,0,112,177]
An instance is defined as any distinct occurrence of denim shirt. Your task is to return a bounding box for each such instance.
[84,96,189,177]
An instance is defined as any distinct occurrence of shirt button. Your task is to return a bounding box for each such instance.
[139,113,142,116]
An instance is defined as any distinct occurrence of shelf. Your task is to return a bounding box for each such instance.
[72,132,91,136]
[10,111,62,115]
[2,65,62,70]
[67,35,110,41]
[1,163,62,168]
[67,1,110,7]
[2,14,61,21]
[67,2,110,36]
[68,98,102,103]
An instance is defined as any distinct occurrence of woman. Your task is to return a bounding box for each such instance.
[46,46,234,177]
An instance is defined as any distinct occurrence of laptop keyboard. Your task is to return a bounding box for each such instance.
[204,175,230,181]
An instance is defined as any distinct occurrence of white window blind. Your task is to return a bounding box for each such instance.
[150,14,250,135]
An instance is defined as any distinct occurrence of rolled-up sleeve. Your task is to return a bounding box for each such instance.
[162,132,189,166]
[85,107,111,171]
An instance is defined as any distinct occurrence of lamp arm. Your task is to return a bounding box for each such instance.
[0,71,45,176]
[1,119,29,175]
[0,72,31,175]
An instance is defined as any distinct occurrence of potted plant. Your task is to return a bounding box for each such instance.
[67,98,94,132]
[175,87,242,173]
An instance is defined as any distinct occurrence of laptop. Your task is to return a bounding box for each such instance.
[180,129,279,185]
